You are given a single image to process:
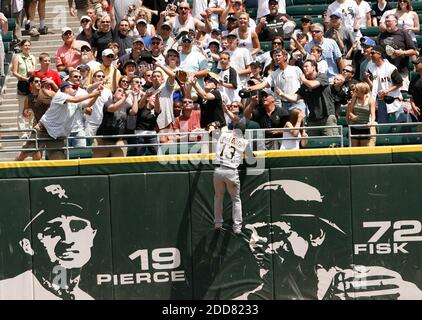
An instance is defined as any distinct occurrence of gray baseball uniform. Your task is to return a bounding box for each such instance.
[213,130,249,234]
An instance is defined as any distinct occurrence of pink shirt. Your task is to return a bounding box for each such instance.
[55,40,90,69]
[173,110,201,132]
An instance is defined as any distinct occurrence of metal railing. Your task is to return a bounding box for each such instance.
[348,122,422,146]
[0,123,421,161]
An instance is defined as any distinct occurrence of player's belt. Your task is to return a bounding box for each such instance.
[214,164,236,169]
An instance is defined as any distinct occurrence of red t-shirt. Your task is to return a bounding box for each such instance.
[32,69,62,87]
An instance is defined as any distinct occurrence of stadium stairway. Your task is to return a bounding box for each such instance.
[0,0,80,161]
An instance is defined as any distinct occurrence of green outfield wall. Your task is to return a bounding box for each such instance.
[0,146,422,299]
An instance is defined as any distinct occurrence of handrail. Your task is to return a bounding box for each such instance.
[348,122,422,146]
[2,122,420,160]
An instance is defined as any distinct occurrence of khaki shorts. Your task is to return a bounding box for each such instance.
[93,138,127,158]
[23,122,66,160]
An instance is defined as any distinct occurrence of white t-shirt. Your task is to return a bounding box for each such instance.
[215,131,248,169]
[228,47,253,87]
[155,78,176,130]
[85,87,113,126]
[71,87,88,133]
[326,0,361,32]
[357,0,372,29]
[266,65,303,108]
[41,91,80,139]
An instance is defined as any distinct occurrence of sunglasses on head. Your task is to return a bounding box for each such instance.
[33,80,41,84]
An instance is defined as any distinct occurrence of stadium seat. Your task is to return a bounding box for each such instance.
[287,0,328,5]
[342,126,349,147]
[1,31,13,43]
[337,116,348,126]
[286,5,328,17]
[416,35,422,48]
[260,41,272,52]
[302,137,342,148]
[68,148,93,159]
[7,18,16,31]
[246,8,257,20]
[361,27,381,37]
[339,106,347,117]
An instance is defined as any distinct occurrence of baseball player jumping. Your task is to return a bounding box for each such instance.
[213,122,256,234]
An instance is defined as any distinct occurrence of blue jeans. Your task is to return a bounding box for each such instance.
[127,134,158,156]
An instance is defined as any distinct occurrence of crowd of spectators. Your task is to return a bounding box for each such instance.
[4,0,422,160]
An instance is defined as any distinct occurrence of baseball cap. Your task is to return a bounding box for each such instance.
[208,39,220,48]
[60,81,72,90]
[151,35,163,42]
[261,88,275,97]
[80,44,91,51]
[372,45,386,57]
[301,15,313,23]
[360,36,376,48]
[330,12,342,19]
[76,64,90,71]
[268,0,279,3]
[80,15,91,22]
[123,60,137,68]
[133,37,145,45]
[181,34,193,43]
[227,14,238,21]
[226,32,238,39]
[211,28,221,34]
[61,27,73,35]
[205,72,220,84]
[166,48,179,56]
[136,19,147,25]
[161,21,172,29]
[102,48,115,57]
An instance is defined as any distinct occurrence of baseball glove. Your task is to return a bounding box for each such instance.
[175,70,188,87]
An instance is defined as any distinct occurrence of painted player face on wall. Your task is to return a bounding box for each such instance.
[35,215,97,269]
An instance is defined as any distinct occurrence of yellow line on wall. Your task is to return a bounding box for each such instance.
[0,145,413,169]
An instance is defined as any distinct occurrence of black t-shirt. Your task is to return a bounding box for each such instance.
[409,74,422,121]
[219,67,238,90]
[76,28,95,47]
[135,106,159,131]
[97,100,128,136]
[378,29,416,75]
[251,105,289,137]
[297,73,335,121]
[258,13,291,41]
[92,30,114,61]
[113,29,134,58]
[371,1,392,25]
[200,90,226,128]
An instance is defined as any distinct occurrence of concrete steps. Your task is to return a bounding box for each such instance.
[0,0,80,161]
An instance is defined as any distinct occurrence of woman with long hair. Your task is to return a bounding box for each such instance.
[233,12,260,56]
[347,82,376,147]
[395,0,420,46]
[280,108,308,150]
